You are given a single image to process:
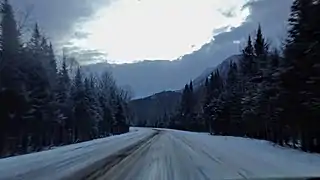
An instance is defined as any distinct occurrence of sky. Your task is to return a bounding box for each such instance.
[71,0,250,63]
[10,0,294,97]
[12,0,250,64]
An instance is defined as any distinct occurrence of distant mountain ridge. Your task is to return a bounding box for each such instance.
[129,54,242,126]
[129,91,181,126]
[193,54,242,87]
[83,35,238,98]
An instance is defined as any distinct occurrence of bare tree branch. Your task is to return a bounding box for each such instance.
[17,3,34,36]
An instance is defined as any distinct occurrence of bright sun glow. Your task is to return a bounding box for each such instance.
[71,0,250,64]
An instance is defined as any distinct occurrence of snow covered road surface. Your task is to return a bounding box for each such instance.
[98,129,320,180]
[0,128,156,180]
[1,128,320,180]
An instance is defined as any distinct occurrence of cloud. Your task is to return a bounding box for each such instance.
[10,0,249,64]
[85,0,294,98]
[10,0,112,43]
[72,0,250,63]
[9,0,294,97]
[213,26,231,35]
[63,46,108,65]
[219,8,237,18]
[73,31,91,40]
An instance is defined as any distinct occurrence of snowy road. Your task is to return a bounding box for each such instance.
[97,129,320,180]
[0,128,155,180]
[1,128,320,180]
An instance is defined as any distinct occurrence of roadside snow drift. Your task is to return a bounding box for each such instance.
[0,128,155,180]
[170,130,320,179]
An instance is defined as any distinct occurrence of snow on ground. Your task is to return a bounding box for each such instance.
[171,130,320,179]
[1,128,320,180]
[0,127,155,180]
[103,129,320,180]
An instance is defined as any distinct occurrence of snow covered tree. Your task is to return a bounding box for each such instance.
[240,36,255,77]
[205,71,224,134]
[280,0,320,152]
[71,68,90,142]
[0,1,130,157]
[223,62,243,136]
[0,0,23,155]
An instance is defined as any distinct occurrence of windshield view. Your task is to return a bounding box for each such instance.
[0,0,320,179]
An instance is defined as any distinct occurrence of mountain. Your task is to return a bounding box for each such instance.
[192,54,242,87]
[128,54,241,126]
[83,38,239,98]
[129,91,181,126]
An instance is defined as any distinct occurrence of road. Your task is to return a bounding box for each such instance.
[1,128,320,180]
[0,128,155,180]
[93,129,320,180]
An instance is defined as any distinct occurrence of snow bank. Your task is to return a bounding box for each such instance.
[170,130,320,178]
[0,127,155,180]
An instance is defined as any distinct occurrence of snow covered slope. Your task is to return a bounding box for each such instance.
[171,130,320,179]
[192,54,242,88]
[0,128,155,180]
[102,129,320,180]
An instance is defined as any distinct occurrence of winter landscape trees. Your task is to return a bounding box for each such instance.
[0,0,129,157]
[1,0,319,158]
[171,0,320,153]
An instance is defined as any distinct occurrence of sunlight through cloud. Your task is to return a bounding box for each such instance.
[72,0,250,64]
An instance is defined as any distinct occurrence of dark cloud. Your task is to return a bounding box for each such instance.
[9,0,294,97]
[10,0,111,42]
[219,8,237,18]
[64,46,107,64]
[86,0,294,98]
[73,31,91,40]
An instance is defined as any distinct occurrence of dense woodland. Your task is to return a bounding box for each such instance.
[0,0,129,158]
[1,0,320,158]
[129,91,181,127]
[170,0,320,153]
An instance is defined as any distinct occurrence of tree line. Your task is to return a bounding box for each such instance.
[171,0,320,153]
[0,0,129,158]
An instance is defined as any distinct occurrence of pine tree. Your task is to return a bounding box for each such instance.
[207,71,224,134]
[55,57,72,144]
[113,98,128,134]
[0,0,130,157]
[282,0,320,151]
[240,36,255,77]
[57,58,70,104]
[240,34,260,138]
[0,0,22,90]
[224,62,242,135]
[41,38,57,88]
[0,0,23,155]
[178,84,190,130]
[71,68,90,142]
[0,0,20,60]
[28,24,42,53]
[98,71,115,135]
[254,25,269,72]
[203,77,212,133]
[24,23,55,150]
[254,25,268,57]
[84,77,102,139]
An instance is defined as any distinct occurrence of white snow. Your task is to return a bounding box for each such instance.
[2,128,320,180]
[0,127,155,180]
[170,130,320,179]
[104,129,320,180]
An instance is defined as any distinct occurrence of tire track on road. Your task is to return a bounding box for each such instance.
[83,130,161,180]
